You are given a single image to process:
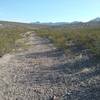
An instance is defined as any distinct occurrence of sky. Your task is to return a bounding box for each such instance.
[0,0,100,23]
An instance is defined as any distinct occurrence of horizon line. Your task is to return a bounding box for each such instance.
[0,17,99,24]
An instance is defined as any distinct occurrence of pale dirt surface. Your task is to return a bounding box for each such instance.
[0,32,100,100]
[0,54,14,65]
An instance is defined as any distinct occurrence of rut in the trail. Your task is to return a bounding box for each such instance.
[0,32,100,100]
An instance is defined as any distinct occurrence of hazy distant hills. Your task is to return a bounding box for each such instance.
[89,17,100,22]
[0,21,46,29]
[0,17,100,28]
[31,17,100,28]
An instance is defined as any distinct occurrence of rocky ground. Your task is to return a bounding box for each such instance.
[0,32,100,100]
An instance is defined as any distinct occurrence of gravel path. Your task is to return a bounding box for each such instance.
[0,32,100,100]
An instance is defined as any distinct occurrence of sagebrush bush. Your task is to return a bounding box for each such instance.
[35,27,100,56]
[0,27,31,56]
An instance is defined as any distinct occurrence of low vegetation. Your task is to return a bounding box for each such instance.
[0,27,32,57]
[35,27,100,56]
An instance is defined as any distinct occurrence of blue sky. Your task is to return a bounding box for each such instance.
[0,0,100,23]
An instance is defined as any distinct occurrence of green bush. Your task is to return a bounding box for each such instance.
[35,27,100,56]
[0,27,31,56]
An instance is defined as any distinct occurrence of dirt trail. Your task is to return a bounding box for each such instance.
[0,32,100,100]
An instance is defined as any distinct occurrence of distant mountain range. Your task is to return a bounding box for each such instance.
[0,17,100,28]
[89,17,100,22]
[31,17,100,26]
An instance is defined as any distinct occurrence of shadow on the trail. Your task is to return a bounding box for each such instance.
[50,56,100,74]
[20,55,100,85]
[25,49,64,58]
[63,86,100,100]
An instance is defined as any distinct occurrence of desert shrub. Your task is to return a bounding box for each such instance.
[35,27,100,56]
[0,27,31,56]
